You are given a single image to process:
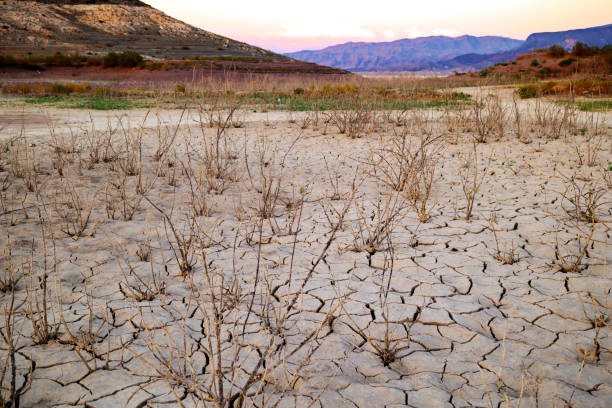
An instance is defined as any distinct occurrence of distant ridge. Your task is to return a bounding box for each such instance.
[288,24,612,73]
[287,35,522,71]
[516,23,612,52]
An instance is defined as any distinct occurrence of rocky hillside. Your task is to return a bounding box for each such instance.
[0,0,282,60]
[414,23,612,73]
[516,23,612,53]
[287,35,523,71]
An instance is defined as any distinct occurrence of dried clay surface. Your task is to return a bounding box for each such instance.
[0,90,610,407]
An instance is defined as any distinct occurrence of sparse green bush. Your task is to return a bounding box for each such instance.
[175,84,186,93]
[147,62,163,70]
[0,54,17,67]
[530,59,540,67]
[102,51,144,68]
[51,83,71,94]
[293,87,305,95]
[559,58,576,67]
[517,85,537,99]
[479,68,491,77]
[548,45,567,58]
[537,67,553,78]
[572,42,599,57]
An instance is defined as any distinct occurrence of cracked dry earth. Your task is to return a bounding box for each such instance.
[0,103,611,407]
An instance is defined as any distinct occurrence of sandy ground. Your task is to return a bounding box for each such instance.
[0,93,611,407]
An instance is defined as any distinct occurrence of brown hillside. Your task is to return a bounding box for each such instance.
[0,0,280,60]
[477,49,612,79]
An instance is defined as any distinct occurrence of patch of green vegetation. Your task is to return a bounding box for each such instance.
[517,85,538,99]
[241,92,470,112]
[574,100,612,112]
[24,95,151,110]
[68,97,135,110]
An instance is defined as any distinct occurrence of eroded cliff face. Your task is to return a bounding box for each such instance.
[0,0,280,59]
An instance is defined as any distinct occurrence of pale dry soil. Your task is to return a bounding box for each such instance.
[0,98,611,408]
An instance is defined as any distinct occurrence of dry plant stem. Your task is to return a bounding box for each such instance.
[574,111,606,167]
[406,137,441,223]
[370,126,414,191]
[117,255,166,302]
[471,94,506,143]
[154,109,186,162]
[460,143,488,220]
[179,146,210,217]
[323,155,343,200]
[532,97,576,140]
[511,95,530,144]
[555,225,595,273]
[559,174,608,224]
[26,220,59,344]
[328,97,371,139]
[0,279,33,407]
[488,215,519,265]
[245,134,301,230]
[57,289,110,372]
[575,292,608,364]
[340,228,418,366]
[349,188,405,266]
[144,196,207,276]
[53,179,95,240]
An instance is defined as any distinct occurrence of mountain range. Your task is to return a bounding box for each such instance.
[287,23,612,72]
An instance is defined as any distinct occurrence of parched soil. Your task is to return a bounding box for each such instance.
[0,96,610,407]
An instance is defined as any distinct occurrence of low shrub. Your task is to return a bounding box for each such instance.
[51,83,71,94]
[517,85,537,99]
[547,45,567,58]
[102,51,144,68]
[572,42,599,57]
[536,67,554,78]
[559,58,576,67]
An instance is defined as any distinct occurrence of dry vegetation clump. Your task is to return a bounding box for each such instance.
[559,175,608,224]
[470,94,506,143]
[459,143,489,220]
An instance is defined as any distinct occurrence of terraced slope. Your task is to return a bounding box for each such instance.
[0,0,282,60]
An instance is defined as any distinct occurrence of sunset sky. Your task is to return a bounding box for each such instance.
[144,0,612,53]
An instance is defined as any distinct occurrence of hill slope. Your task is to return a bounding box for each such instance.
[413,23,612,72]
[516,23,612,52]
[0,0,280,60]
[287,35,522,71]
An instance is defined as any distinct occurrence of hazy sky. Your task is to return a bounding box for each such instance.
[144,0,611,52]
